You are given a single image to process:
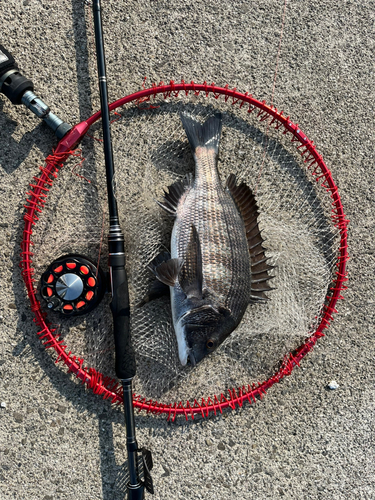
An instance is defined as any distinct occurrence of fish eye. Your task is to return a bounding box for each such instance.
[206,339,215,349]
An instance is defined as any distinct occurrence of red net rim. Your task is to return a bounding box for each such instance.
[20,81,349,421]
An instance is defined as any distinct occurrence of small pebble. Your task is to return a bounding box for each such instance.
[0,402,6,409]
[161,465,170,477]
[327,380,339,390]
[205,438,213,446]
[14,412,24,423]
[217,442,225,451]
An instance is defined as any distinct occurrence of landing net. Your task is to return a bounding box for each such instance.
[21,82,348,420]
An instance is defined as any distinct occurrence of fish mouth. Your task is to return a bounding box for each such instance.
[175,318,190,366]
[187,352,196,367]
[178,347,196,368]
[177,304,227,367]
[175,319,198,367]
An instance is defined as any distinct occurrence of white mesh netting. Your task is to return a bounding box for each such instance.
[31,92,339,403]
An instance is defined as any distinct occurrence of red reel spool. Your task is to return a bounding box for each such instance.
[40,254,106,316]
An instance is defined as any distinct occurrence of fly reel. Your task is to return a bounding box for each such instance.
[40,254,106,316]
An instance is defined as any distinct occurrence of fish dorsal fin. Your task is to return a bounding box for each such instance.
[179,225,203,299]
[148,256,184,287]
[226,173,275,302]
[156,174,193,216]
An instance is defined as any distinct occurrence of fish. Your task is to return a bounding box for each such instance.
[141,112,274,366]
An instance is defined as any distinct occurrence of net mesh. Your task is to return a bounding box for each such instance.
[29,89,340,406]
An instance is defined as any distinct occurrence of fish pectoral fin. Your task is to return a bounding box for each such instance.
[141,251,182,296]
[179,225,203,299]
[156,174,193,216]
[148,251,171,271]
[150,258,184,287]
[136,279,170,307]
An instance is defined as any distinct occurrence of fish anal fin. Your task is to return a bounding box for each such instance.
[179,225,203,299]
[157,174,193,216]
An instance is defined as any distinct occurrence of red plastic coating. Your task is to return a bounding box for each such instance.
[20,81,348,420]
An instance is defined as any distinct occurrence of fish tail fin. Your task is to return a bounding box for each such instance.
[180,112,222,154]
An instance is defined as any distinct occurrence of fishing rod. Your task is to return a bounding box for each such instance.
[91,0,153,497]
[0,0,154,496]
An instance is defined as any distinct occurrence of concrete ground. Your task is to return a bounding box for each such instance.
[0,1,374,499]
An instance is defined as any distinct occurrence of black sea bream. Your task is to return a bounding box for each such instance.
[143,112,273,366]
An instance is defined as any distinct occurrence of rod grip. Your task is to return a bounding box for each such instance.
[110,266,136,380]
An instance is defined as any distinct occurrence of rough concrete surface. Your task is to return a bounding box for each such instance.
[0,1,374,499]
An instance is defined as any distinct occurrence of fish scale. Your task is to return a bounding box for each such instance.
[172,146,251,320]
[146,112,273,366]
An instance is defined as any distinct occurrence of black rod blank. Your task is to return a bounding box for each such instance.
[92,1,152,498]
[92,0,119,226]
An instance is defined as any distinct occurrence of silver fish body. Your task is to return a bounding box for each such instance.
[147,112,273,366]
